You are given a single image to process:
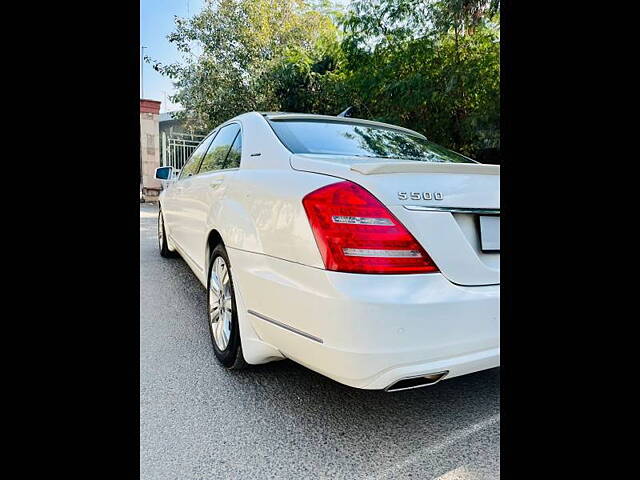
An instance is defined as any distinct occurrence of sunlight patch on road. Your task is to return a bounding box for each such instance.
[433,466,475,479]
[367,413,500,480]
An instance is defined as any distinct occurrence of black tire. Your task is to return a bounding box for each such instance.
[158,207,178,258]
[207,243,247,369]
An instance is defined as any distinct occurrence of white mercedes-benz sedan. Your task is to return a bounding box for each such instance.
[155,112,499,392]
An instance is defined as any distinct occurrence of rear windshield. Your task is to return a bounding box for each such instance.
[269,119,475,163]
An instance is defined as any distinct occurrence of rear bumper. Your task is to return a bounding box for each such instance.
[229,248,500,389]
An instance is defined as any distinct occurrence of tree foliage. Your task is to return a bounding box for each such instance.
[150,0,340,130]
[340,0,500,157]
[150,0,500,161]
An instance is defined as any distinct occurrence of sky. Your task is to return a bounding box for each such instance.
[140,0,205,113]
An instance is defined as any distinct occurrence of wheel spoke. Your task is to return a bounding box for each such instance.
[218,312,226,347]
[221,313,231,346]
[222,296,232,312]
[213,322,220,347]
[210,276,221,295]
[220,328,227,348]
[216,316,225,348]
[216,261,226,287]
[210,267,222,294]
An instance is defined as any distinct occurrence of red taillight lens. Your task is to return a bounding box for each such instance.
[302,181,439,274]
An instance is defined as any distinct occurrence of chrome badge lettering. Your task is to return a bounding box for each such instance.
[398,192,444,201]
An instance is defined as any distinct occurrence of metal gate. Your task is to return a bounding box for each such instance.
[161,131,207,172]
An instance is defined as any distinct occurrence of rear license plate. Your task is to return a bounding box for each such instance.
[479,216,500,252]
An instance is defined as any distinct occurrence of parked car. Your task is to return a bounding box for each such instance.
[155,112,499,392]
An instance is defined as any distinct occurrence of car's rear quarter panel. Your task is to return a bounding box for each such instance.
[219,169,335,268]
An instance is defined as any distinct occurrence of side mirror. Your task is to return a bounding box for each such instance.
[155,166,173,180]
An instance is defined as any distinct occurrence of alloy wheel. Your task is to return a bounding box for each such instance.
[209,256,233,350]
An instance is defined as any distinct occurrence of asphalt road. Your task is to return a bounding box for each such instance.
[140,203,500,480]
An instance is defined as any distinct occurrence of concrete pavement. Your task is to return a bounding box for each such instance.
[140,203,500,479]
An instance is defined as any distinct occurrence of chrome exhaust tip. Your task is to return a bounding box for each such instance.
[384,371,449,392]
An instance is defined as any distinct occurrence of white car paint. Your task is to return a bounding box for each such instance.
[158,112,499,390]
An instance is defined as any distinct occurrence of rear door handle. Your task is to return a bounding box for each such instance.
[210,179,224,189]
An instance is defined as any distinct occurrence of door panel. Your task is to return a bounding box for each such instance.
[169,134,215,255]
[188,171,228,269]
[183,123,242,269]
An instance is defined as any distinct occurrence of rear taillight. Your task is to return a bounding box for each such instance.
[302,181,439,274]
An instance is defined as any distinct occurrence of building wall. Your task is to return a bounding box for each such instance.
[140,100,162,200]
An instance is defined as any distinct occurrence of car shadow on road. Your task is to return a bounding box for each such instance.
[231,357,499,418]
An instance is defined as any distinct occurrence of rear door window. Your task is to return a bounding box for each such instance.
[198,124,241,174]
[225,131,242,169]
[178,134,214,179]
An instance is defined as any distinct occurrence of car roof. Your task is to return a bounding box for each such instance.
[256,112,427,139]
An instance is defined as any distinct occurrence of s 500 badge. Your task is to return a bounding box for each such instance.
[398,192,444,201]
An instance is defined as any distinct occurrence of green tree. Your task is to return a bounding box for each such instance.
[340,0,500,158]
[149,0,340,131]
[267,30,351,115]
[152,0,500,161]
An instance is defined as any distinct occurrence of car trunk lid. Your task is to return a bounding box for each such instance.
[291,154,500,286]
